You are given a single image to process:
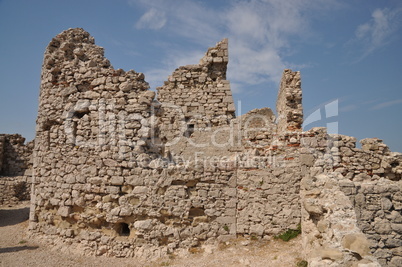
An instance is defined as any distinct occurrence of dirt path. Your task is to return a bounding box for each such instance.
[0,202,304,267]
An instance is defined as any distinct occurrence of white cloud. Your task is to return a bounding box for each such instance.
[135,8,166,30]
[130,0,340,92]
[354,8,402,59]
[372,98,402,110]
[145,49,205,90]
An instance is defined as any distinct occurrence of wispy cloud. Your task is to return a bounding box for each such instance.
[129,0,340,92]
[144,49,205,90]
[339,104,358,113]
[353,7,402,60]
[372,98,402,110]
[135,8,166,30]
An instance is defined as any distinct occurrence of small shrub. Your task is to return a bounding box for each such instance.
[188,247,203,254]
[19,240,27,244]
[296,260,308,267]
[250,235,258,241]
[223,225,229,232]
[274,224,301,242]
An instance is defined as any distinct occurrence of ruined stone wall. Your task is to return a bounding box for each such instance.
[0,134,33,176]
[29,28,402,265]
[29,29,240,258]
[30,28,163,253]
[300,128,402,266]
[157,39,235,142]
[276,69,303,133]
[0,134,33,205]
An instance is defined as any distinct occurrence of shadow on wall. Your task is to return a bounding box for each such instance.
[0,207,29,227]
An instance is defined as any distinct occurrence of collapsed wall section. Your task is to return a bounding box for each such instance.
[157,39,235,142]
[300,128,402,266]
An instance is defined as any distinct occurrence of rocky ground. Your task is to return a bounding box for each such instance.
[0,202,304,267]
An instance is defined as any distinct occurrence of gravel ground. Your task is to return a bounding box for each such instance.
[0,202,304,267]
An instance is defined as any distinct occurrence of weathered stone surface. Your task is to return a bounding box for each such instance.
[0,134,33,205]
[342,233,371,257]
[17,27,401,265]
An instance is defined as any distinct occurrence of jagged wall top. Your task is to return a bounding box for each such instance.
[276,69,303,132]
[157,38,235,142]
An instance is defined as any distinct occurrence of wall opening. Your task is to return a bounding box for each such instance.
[184,124,195,137]
[116,222,130,236]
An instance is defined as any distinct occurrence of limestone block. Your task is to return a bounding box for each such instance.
[110,176,124,185]
[132,186,148,194]
[134,219,152,230]
[103,159,118,167]
[119,81,132,92]
[317,248,344,261]
[342,233,371,257]
[57,206,72,217]
[119,207,132,216]
[250,224,264,236]
[74,99,90,113]
[300,153,315,167]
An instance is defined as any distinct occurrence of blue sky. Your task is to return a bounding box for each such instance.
[0,0,401,152]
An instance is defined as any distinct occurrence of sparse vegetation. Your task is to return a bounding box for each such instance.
[188,247,203,254]
[223,225,229,232]
[274,224,301,242]
[296,259,308,267]
[18,240,27,244]
[250,235,258,241]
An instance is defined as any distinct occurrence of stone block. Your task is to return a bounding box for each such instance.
[57,206,71,217]
[341,233,371,257]
[110,176,124,185]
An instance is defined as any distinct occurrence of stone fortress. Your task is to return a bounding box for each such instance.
[1,28,402,266]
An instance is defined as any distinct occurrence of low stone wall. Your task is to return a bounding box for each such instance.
[0,134,33,205]
[0,134,33,176]
[0,176,31,206]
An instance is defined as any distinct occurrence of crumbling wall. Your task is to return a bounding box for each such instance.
[29,29,239,259]
[30,28,164,255]
[157,39,235,142]
[276,69,303,133]
[29,28,402,265]
[300,128,402,266]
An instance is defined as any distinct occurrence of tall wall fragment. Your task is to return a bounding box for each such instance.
[30,28,165,255]
[30,29,238,259]
[276,69,303,133]
[157,39,235,142]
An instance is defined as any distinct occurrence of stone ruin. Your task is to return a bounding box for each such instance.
[0,28,400,265]
[0,134,33,205]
